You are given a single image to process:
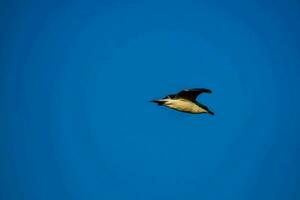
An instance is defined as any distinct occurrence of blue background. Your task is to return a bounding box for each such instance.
[1,0,300,199]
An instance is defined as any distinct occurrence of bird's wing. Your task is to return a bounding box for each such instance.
[176,88,212,101]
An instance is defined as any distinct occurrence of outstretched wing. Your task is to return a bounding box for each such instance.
[176,88,212,101]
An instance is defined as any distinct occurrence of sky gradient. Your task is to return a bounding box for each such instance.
[1,0,300,200]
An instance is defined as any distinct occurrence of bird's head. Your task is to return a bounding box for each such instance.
[150,94,175,105]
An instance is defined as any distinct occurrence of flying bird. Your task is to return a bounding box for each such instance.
[151,88,214,115]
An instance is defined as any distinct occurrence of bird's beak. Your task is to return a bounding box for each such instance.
[150,99,165,105]
[150,99,160,103]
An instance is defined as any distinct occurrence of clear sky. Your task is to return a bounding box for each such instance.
[1,0,300,200]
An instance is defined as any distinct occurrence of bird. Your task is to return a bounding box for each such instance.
[150,88,214,115]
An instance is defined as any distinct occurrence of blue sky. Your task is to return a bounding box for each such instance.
[1,0,300,200]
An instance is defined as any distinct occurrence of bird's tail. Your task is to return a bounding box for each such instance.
[207,110,215,115]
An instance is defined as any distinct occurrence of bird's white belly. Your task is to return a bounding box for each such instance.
[164,99,206,114]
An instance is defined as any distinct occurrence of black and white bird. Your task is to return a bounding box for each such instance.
[151,88,214,115]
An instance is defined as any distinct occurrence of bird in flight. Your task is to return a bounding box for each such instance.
[150,88,214,115]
